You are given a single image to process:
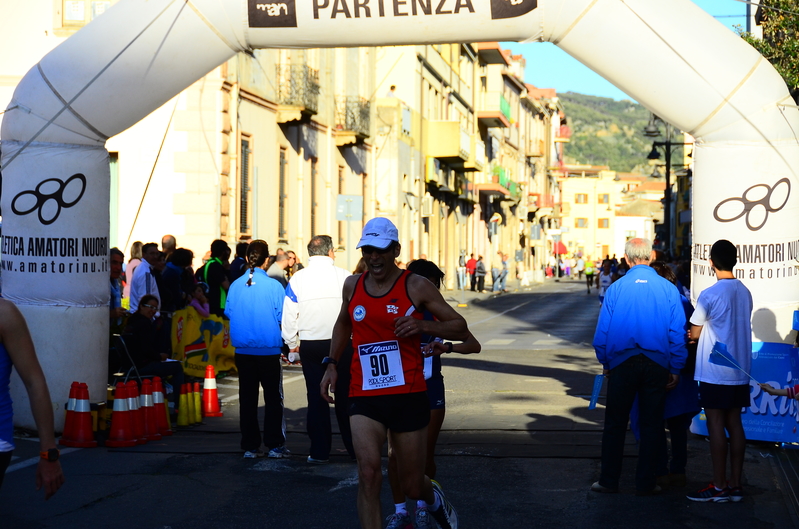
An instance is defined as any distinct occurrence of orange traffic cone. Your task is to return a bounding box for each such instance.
[126,381,147,445]
[192,382,203,424]
[60,381,80,444]
[177,384,189,427]
[60,383,97,448]
[106,383,137,447]
[186,383,197,425]
[202,365,223,417]
[152,377,173,436]
[140,379,162,441]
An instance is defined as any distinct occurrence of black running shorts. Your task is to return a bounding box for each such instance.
[349,392,430,432]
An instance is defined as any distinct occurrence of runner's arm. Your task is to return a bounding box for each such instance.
[0,300,65,499]
[424,329,481,356]
[396,274,469,341]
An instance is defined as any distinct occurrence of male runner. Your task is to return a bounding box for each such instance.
[321,217,476,529]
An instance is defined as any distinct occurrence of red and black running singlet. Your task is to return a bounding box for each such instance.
[349,270,427,397]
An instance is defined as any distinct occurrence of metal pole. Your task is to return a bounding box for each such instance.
[664,129,672,257]
[346,198,352,272]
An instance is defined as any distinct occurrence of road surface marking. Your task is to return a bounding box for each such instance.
[470,299,538,326]
[5,447,80,474]
[221,374,304,403]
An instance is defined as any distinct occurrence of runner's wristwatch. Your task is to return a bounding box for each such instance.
[40,448,60,462]
[321,357,338,367]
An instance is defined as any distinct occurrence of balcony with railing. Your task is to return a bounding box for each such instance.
[424,121,470,163]
[529,193,555,208]
[477,92,511,129]
[335,96,371,146]
[526,138,545,158]
[275,64,320,123]
[555,124,572,143]
[464,135,485,172]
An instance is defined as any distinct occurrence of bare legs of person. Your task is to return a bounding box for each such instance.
[387,408,446,515]
[351,415,433,529]
[705,407,745,488]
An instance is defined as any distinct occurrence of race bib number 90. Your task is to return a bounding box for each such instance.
[358,340,405,391]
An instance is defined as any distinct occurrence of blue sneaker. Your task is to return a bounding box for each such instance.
[414,506,432,529]
[385,511,413,529]
[429,480,457,529]
[686,483,730,503]
[267,446,291,458]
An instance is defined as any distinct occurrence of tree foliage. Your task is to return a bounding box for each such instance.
[739,0,799,100]
[559,92,654,173]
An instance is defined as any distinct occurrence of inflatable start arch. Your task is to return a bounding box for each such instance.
[2,0,799,429]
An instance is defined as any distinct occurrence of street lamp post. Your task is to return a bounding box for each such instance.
[644,114,691,257]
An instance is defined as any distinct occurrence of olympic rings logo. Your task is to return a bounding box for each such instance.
[11,173,87,225]
[713,178,790,231]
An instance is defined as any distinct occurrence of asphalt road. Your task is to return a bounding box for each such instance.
[2,278,797,528]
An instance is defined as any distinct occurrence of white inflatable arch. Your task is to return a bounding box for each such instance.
[3,0,799,428]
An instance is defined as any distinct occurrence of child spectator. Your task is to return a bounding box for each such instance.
[189,283,211,318]
[686,240,752,503]
[759,382,799,399]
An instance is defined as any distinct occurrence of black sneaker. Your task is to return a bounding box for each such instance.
[429,480,458,529]
[686,483,730,502]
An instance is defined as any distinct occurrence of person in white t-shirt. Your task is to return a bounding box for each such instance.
[596,259,614,305]
[687,240,752,504]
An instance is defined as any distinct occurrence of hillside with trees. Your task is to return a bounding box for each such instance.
[559,92,658,173]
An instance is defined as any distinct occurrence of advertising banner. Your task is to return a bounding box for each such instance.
[691,142,799,338]
[171,307,236,378]
[691,342,799,443]
[0,141,110,307]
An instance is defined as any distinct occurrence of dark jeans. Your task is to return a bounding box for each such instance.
[139,360,184,410]
[0,450,11,489]
[470,273,477,291]
[300,340,355,460]
[476,276,485,292]
[599,354,668,491]
[657,413,693,476]
[334,345,355,459]
[235,353,285,452]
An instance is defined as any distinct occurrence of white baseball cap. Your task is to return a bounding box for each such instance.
[357,217,399,249]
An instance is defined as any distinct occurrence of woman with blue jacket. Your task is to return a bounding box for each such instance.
[225,240,289,459]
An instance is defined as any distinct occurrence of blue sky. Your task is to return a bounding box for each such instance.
[503,0,749,101]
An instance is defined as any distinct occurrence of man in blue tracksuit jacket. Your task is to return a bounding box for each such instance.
[591,238,687,495]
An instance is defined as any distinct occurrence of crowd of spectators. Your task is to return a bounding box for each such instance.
[107,236,305,403]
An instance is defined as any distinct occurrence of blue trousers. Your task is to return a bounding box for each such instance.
[599,354,668,491]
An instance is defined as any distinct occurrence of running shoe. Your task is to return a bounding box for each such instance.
[729,486,744,503]
[243,449,265,459]
[686,483,730,502]
[307,456,329,465]
[385,512,413,529]
[429,480,458,529]
[267,446,291,458]
[590,481,618,493]
[414,505,432,529]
